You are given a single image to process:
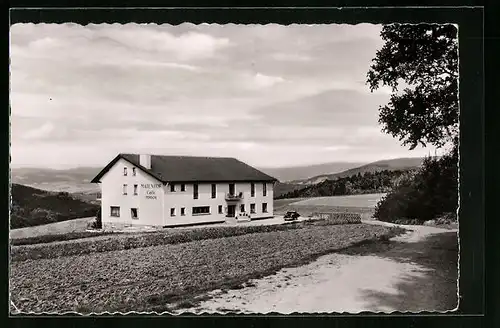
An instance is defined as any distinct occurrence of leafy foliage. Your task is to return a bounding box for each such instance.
[10,184,99,229]
[373,150,458,223]
[310,212,362,225]
[367,24,460,224]
[276,169,411,199]
[367,24,459,150]
[90,208,102,229]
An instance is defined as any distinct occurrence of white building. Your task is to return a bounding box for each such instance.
[91,154,277,228]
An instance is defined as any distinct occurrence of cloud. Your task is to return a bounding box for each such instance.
[11,23,231,62]
[102,28,231,60]
[271,53,312,62]
[250,89,389,128]
[251,73,285,89]
[22,122,56,140]
[127,59,199,71]
[10,23,437,168]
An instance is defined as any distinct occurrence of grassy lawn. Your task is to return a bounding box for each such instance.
[273,195,381,220]
[10,217,94,240]
[291,193,386,207]
[273,198,307,209]
[10,222,402,314]
[275,204,375,218]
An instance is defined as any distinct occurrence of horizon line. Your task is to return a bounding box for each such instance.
[10,155,433,171]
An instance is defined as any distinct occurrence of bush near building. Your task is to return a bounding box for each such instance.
[373,149,458,224]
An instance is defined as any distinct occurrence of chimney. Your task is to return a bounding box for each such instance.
[140,154,151,169]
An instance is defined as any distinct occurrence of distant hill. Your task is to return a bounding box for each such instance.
[274,182,304,198]
[277,169,414,199]
[10,157,426,200]
[10,184,99,229]
[259,162,365,183]
[11,163,365,196]
[11,167,101,194]
[290,157,426,186]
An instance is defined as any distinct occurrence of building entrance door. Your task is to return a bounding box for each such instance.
[227,205,236,217]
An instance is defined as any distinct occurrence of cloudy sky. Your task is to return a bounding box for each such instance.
[10,23,437,169]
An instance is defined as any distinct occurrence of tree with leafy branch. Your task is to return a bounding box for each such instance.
[367,24,459,151]
[367,24,459,223]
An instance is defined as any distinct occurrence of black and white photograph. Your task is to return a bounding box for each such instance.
[9,16,460,315]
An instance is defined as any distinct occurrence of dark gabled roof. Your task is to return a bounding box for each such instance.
[91,153,277,184]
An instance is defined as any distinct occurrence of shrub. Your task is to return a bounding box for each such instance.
[90,209,102,229]
[435,212,457,225]
[393,218,422,225]
[312,212,362,225]
[91,216,102,229]
[374,148,458,223]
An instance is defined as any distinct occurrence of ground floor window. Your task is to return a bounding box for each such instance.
[193,206,210,215]
[181,207,186,216]
[131,208,138,219]
[262,203,268,213]
[170,208,176,216]
[250,203,256,214]
[110,206,120,217]
[240,204,245,213]
[218,205,223,214]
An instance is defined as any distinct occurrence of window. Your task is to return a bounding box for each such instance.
[133,184,138,195]
[192,206,210,215]
[250,203,256,214]
[263,183,267,197]
[251,183,255,197]
[181,184,186,192]
[110,206,120,217]
[218,205,223,214]
[211,184,216,198]
[193,184,199,199]
[262,203,268,213]
[170,208,176,217]
[123,184,128,195]
[240,204,245,213]
[229,183,235,195]
[181,207,186,216]
[131,208,138,219]
[132,167,136,176]
[123,167,128,176]
[170,184,176,192]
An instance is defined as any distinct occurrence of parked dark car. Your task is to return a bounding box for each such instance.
[284,211,300,221]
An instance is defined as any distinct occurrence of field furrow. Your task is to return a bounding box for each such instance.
[10,223,396,314]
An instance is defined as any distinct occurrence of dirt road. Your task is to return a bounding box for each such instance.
[178,223,458,314]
